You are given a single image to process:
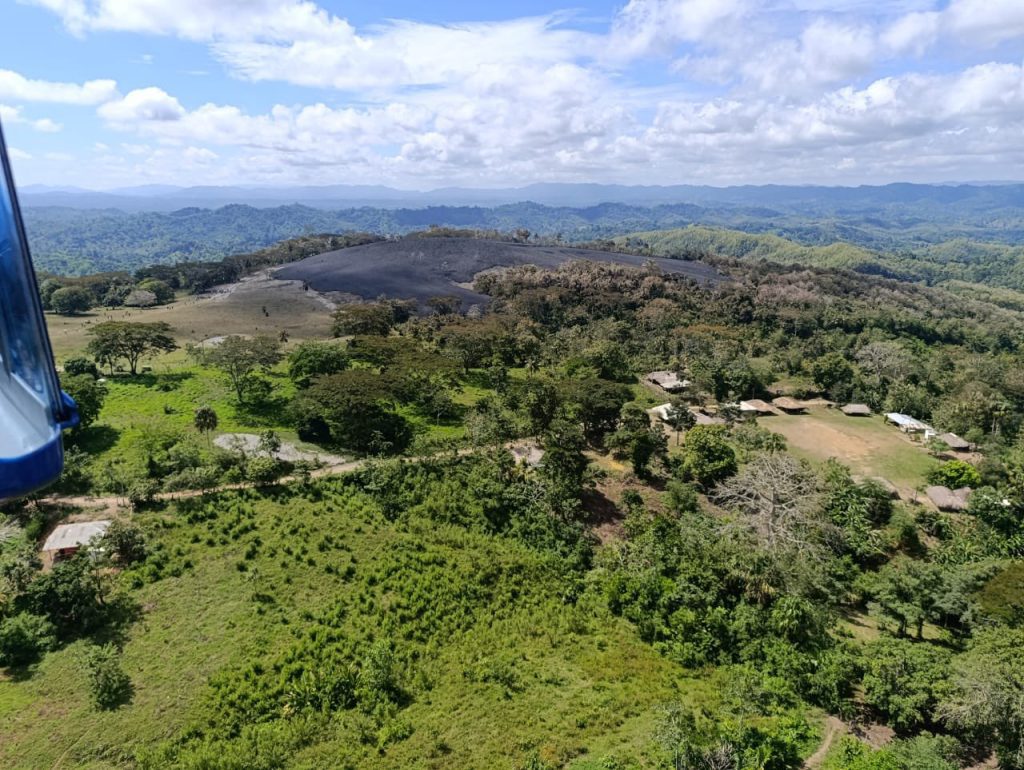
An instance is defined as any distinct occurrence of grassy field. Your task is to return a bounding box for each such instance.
[0,481,717,769]
[759,408,939,496]
[46,274,333,360]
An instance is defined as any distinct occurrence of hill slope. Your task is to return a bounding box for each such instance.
[273,236,726,309]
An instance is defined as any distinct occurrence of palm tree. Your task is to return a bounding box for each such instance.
[194,405,218,447]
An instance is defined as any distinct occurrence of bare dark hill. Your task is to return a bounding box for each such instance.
[273,236,725,309]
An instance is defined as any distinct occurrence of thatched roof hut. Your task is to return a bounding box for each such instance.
[938,432,971,451]
[739,399,774,415]
[841,403,872,417]
[926,485,972,512]
[772,396,806,413]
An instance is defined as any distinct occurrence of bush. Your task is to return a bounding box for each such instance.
[246,456,287,484]
[63,357,99,378]
[0,613,57,667]
[928,460,982,489]
[101,520,147,564]
[83,644,132,710]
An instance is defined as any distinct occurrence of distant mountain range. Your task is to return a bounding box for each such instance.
[20,181,1024,213]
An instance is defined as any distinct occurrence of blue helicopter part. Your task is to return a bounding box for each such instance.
[0,121,79,500]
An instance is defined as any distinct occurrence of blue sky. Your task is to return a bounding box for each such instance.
[2,0,1023,189]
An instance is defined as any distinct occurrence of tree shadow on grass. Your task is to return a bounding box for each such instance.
[235,396,291,428]
[113,371,195,390]
[69,425,121,455]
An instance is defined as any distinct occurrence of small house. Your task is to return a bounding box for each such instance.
[925,486,972,512]
[645,371,690,392]
[841,403,872,417]
[740,399,774,416]
[885,413,933,434]
[938,432,971,452]
[771,396,806,413]
[691,408,726,426]
[41,520,111,561]
[648,403,676,422]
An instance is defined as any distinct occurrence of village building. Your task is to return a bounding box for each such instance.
[938,432,971,452]
[691,409,726,426]
[41,520,111,561]
[644,370,690,392]
[739,399,775,416]
[885,412,933,434]
[925,486,972,512]
[771,396,807,413]
[841,403,872,417]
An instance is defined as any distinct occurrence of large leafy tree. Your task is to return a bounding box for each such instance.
[86,321,177,375]
[939,627,1024,768]
[287,340,349,387]
[60,374,107,431]
[49,286,93,315]
[677,425,737,488]
[200,335,283,403]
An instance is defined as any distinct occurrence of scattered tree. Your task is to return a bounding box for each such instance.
[86,321,177,375]
[200,335,283,403]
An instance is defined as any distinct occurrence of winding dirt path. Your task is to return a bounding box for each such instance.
[40,442,538,514]
[804,717,846,769]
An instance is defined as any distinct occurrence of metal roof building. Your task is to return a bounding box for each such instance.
[41,520,111,554]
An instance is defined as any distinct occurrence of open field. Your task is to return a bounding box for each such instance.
[46,273,334,359]
[0,482,720,769]
[760,407,939,496]
[275,237,726,310]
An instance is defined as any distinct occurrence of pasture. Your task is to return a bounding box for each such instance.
[46,271,334,360]
[760,407,939,496]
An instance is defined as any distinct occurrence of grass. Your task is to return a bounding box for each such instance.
[46,275,334,360]
[758,408,939,496]
[0,481,713,769]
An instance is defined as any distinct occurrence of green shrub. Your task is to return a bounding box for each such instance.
[83,644,132,710]
[0,613,57,667]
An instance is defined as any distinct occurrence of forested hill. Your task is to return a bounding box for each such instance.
[613,227,1024,293]
[22,192,1024,276]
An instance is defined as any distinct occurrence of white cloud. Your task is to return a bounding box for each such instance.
[9,147,33,161]
[0,69,117,104]
[98,87,185,122]
[17,0,1024,186]
[884,0,1024,56]
[0,103,63,132]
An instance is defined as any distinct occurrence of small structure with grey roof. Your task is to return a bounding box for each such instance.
[938,432,971,452]
[41,520,111,560]
[885,412,933,433]
[841,403,872,417]
[645,370,690,392]
[926,486,972,512]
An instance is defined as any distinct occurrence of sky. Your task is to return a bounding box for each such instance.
[1,0,1023,190]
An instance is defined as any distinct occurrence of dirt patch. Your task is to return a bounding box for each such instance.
[214,433,346,466]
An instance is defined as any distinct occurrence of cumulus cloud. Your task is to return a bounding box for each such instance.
[98,87,185,123]
[0,103,63,132]
[17,0,1024,186]
[0,69,117,104]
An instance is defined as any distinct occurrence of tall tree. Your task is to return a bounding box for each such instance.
[86,321,177,375]
[200,335,283,403]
